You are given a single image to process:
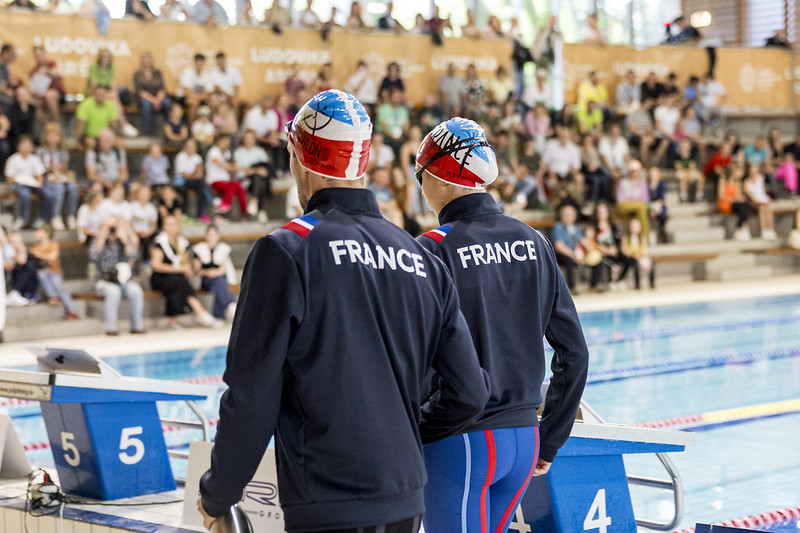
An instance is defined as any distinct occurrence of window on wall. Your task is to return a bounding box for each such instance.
[745,0,784,46]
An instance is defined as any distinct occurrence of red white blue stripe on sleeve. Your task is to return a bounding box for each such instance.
[282,214,320,238]
[421,225,452,244]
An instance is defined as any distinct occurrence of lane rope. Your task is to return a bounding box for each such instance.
[582,314,800,346]
[587,347,800,384]
[637,399,800,430]
[672,506,800,533]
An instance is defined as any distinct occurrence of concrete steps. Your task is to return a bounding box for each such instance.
[2,317,103,343]
[670,226,727,244]
[705,264,774,282]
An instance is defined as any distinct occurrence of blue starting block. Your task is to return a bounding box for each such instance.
[512,400,696,533]
[0,346,216,500]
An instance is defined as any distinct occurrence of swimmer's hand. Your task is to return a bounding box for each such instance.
[533,458,552,476]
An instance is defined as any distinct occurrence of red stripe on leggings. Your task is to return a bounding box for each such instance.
[480,430,497,533]
[494,427,540,533]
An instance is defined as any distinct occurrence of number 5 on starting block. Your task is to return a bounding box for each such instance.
[41,402,175,500]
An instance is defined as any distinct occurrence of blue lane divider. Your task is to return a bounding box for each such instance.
[583,314,800,346]
[586,347,800,385]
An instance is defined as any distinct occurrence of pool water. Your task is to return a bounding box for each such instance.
[4,293,800,531]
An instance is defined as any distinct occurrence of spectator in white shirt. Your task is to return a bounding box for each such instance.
[580,13,605,44]
[296,0,320,29]
[598,123,631,180]
[211,51,243,111]
[76,189,106,244]
[130,185,158,255]
[654,94,680,166]
[698,72,726,129]
[242,97,279,146]
[179,54,213,121]
[344,60,378,112]
[521,68,552,111]
[5,136,53,230]
[174,138,210,222]
[538,125,584,198]
[85,129,128,191]
[367,132,395,173]
[99,183,132,223]
[233,130,271,223]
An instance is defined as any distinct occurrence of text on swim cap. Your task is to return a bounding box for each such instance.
[456,241,538,269]
[329,240,427,278]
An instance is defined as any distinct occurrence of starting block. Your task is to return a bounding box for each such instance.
[512,399,696,533]
[0,346,216,500]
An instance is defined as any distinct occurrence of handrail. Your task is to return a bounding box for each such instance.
[578,399,684,531]
[628,452,684,531]
[162,399,213,483]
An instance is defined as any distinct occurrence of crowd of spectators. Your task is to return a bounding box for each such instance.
[0,4,797,325]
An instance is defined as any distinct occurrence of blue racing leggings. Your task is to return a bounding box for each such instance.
[423,427,539,533]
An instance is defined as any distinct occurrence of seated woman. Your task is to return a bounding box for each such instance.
[5,232,39,306]
[191,225,236,322]
[31,225,79,319]
[150,215,219,329]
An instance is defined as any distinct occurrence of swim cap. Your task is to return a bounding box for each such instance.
[415,118,498,189]
[286,90,373,180]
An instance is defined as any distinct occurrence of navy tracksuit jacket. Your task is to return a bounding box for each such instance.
[200,188,490,532]
[418,193,589,462]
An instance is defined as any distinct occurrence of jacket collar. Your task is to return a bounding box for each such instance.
[306,188,382,217]
[438,193,502,225]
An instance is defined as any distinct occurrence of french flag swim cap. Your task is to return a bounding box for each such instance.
[286,90,373,180]
[415,118,498,189]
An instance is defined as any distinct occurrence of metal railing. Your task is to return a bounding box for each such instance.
[578,399,685,531]
[161,399,212,480]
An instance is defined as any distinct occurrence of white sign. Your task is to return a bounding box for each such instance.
[182,441,285,532]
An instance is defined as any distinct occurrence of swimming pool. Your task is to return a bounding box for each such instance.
[4,292,800,532]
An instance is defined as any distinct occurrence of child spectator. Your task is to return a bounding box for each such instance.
[191,225,237,321]
[157,185,184,227]
[191,106,216,155]
[524,103,551,155]
[85,129,128,191]
[38,122,78,231]
[5,136,53,230]
[31,225,78,319]
[175,138,210,223]
[77,189,106,245]
[718,164,753,241]
[743,163,777,240]
[141,143,170,189]
[5,232,38,306]
[233,130,270,223]
[580,226,606,293]
[774,151,798,196]
[163,104,189,148]
[676,138,704,202]
[621,218,655,290]
[206,134,247,216]
[130,186,158,259]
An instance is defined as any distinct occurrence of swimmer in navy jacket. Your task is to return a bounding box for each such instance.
[198,92,490,533]
[415,118,589,533]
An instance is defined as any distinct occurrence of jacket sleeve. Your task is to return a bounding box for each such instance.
[419,276,490,444]
[200,237,304,517]
[539,240,589,462]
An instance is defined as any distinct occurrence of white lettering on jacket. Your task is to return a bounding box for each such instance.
[456,241,538,268]
[329,240,427,278]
